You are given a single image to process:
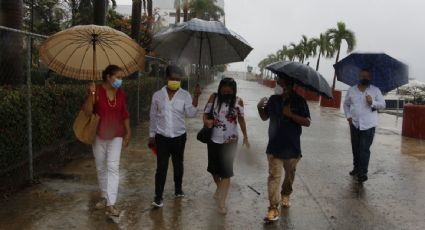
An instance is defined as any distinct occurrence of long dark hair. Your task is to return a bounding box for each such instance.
[217,77,237,115]
[102,65,122,82]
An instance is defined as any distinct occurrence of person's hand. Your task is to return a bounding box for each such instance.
[283,104,293,118]
[204,119,214,128]
[366,95,373,106]
[148,137,156,149]
[87,82,96,95]
[124,132,131,148]
[257,97,268,110]
[194,84,202,98]
[243,137,250,149]
[347,117,353,125]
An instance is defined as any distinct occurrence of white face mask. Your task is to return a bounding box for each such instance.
[274,84,284,95]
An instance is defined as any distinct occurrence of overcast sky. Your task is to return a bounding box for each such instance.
[116,0,425,83]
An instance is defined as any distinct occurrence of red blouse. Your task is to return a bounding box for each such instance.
[94,84,129,140]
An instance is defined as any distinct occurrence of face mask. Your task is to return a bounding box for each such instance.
[167,80,181,91]
[360,79,370,86]
[112,79,122,89]
[222,94,233,102]
[274,85,284,95]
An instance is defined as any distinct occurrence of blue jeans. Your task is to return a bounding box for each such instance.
[350,125,375,175]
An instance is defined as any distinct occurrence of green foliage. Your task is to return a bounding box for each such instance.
[188,0,224,21]
[0,77,160,170]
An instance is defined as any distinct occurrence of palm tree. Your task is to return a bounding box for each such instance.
[276,45,288,60]
[0,0,24,85]
[175,0,181,23]
[284,48,296,61]
[188,0,224,21]
[311,33,335,71]
[131,0,142,41]
[289,43,305,63]
[183,0,189,21]
[326,21,356,88]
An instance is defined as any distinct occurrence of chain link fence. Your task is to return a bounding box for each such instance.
[0,26,168,195]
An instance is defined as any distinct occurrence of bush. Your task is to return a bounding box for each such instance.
[0,77,161,171]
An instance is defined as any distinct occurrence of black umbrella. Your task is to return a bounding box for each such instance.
[266,61,333,98]
[152,18,253,79]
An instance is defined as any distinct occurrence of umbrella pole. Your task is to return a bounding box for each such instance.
[92,34,97,104]
[197,32,203,84]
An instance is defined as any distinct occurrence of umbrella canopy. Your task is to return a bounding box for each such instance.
[39,25,145,80]
[334,53,408,93]
[152,18,253,66]
[266,61,333,98]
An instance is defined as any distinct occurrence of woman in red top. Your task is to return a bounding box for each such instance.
[82,65,131,218]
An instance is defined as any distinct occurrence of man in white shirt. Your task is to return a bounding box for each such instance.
[149,65,201,207]
[343,69,386,182]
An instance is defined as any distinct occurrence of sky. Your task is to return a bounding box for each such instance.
[116,0,425,84]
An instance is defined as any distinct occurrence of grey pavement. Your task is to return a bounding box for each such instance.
[0,79,424,230]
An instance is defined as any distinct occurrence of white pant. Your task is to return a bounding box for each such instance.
[92,136,123,206]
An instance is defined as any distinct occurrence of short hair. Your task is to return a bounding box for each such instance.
[277,73,294,86]
[102,65,123,81]
[360,68,372,73]
[166,65,183,78]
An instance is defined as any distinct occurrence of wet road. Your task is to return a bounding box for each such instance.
[1,79,425,230]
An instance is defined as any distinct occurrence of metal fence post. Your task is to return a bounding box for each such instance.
[26,35,33,182]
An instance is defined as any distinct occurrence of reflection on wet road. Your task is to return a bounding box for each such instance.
[0,79,424,229]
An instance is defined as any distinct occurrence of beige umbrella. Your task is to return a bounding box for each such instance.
[40,25,145,80]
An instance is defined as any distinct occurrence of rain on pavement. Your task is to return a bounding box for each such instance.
[0,78,424,230]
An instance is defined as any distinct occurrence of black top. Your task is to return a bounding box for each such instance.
[265,93,310,159]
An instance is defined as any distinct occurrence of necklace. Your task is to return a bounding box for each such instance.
[107,94,117,108]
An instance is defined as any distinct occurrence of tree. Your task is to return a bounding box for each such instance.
[131,0,142,41]
[311,33,335,71]
[94,0,107,25]
[276,45,288,60]
[326,21,356,88]
[284,48,296,61]
[183,0,189,21]
[289,43,304,63]
[188,0,224,21]
[0,0,24,85]
[23,0,67,35]
[175,0,181,23]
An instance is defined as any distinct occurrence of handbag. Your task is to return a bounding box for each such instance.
[73,104,99,144]
[197,94,216,144]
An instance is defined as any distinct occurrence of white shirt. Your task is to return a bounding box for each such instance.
[204,97,244,144]
[149,87,198,138]
[343,84,386,130]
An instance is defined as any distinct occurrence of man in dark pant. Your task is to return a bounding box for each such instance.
[154,134,186,200]
[344,69,385,182]
[148,65,201,207]
[349,125,375,178]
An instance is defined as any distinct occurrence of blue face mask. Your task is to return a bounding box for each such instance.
[112,79,122,89]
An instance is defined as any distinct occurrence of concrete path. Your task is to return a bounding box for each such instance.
[0,79,424,230]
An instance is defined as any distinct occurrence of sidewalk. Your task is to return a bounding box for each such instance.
[0,79,424,230]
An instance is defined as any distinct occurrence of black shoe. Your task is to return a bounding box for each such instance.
[349,170,359,176]
[357,175,368,183]
[151,198,163,208]
[175,191,185,198]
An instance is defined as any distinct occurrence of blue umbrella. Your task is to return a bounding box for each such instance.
[334,53,408,93]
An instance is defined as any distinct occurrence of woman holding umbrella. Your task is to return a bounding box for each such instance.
[203,77,250,214]
[82,64,131,218]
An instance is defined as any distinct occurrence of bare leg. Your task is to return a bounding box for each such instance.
[218,178,230,214]
[213,175,221,199]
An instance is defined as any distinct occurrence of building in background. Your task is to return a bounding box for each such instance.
[116,0,225,26]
